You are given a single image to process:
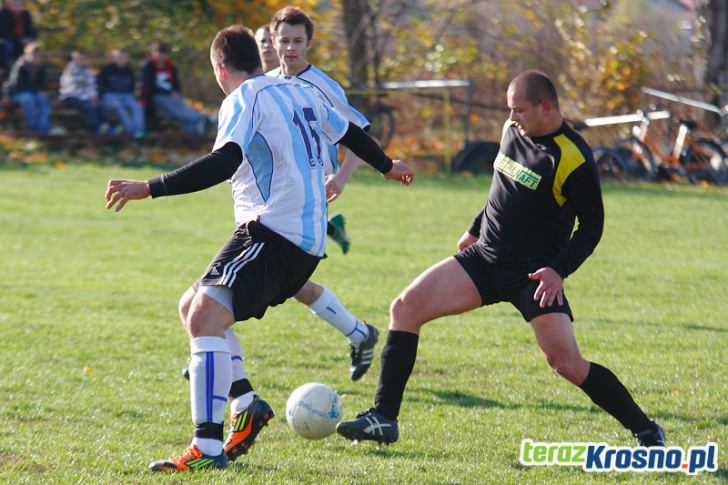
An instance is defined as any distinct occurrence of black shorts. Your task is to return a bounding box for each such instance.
[195,220,321,322]
[453,242,573,322]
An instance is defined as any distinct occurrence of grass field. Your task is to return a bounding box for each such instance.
[0,163,726,484]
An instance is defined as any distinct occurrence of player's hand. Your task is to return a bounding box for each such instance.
[457,232,478,252]
[105,179,150,212]
[325,173,346,202]
[383,160,414,185]
[528,267,564,308]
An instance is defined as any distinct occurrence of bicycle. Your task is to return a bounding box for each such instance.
[593,145,630,181]
[641,87,728,179]
[612,110,726,185]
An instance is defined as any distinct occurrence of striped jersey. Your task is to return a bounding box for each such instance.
[268,64,369,173]
[213,74,349,257]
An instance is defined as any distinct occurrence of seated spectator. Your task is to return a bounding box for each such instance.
[3,41,49,133]
[59,50,104,133]
[141,41,207,135]
[0,0,37,78]
[98,48,144,136]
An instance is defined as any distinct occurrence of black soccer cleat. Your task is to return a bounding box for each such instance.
[349,324,379,381]
[182,366,190,381]
[336,408,399,444]
[634,421,665,447]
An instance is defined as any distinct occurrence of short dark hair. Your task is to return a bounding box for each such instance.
[510,70,560,110]
[210,25,261,73]
[272,6,314,40]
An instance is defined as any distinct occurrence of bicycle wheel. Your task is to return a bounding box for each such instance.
[593,146,629,181]
[694,138,727,184]
[681,142,724,185]
[614,137,656,181]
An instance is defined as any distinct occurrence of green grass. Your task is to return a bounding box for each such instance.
[0,163,726,483]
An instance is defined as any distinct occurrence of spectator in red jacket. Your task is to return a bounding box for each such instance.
[141,41,207,135]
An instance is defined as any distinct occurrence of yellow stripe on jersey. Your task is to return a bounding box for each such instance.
[552,134,586,206]
[500,119,516,144]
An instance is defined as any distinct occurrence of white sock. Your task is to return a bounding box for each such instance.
[192,437,222,456]
[189,336,231,456]
[225,327,247,382]
[224,328,257,413]
[231,391,256,414]
[307,286,368,344]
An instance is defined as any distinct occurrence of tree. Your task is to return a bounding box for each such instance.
[340,0,370,87]
[699,0,728,107]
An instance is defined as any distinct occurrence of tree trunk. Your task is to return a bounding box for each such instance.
[702,0,728,107]
[341,0,370,88]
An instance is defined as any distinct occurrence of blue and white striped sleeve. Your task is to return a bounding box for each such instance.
[213,93,251,152]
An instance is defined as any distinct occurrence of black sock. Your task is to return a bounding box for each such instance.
[374,330,419,420]
[229,378,254,399]
[195,422,224,441]
[579,362,653,434]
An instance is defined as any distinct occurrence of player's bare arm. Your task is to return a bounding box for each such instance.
[325,149,361,202]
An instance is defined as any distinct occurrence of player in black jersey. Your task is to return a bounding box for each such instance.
[337,70,664,447]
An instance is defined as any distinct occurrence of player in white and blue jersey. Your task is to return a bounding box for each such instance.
[105,25,414,472]
[265,6,382,382]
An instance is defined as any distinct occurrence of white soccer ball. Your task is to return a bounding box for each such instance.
[285,382,342,440]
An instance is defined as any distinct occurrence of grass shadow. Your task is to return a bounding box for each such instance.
[362,446,445,460]
[590,317,728,334]
[230,461,281,473]
[422,389,713,426]
[427,389,514,409]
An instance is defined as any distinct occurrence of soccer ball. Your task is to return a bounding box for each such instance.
[285,382,342,440]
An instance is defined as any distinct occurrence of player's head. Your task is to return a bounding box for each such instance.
[271,6,314,75]
[255,24,278,72]
[507,70,561,137]
[210,25,262,95]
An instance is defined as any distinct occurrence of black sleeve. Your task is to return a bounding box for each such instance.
[336,122,393,174]
[468,208,484,237]
[549,162,604,278]
[148,142,243,198]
